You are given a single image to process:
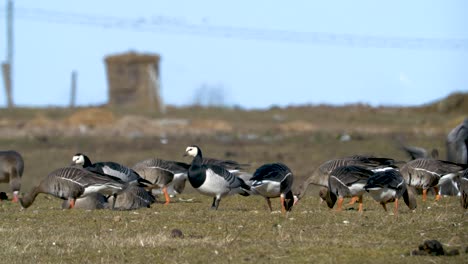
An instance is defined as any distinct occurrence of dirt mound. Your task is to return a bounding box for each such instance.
[67,108,116,127]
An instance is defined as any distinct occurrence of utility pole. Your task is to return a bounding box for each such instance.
[70,71,77,108]
[2,0,14,108]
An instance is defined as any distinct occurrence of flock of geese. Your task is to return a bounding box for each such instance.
[0,118,467,216]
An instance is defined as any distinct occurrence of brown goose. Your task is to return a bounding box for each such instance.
[446,118,468,164]
[0,150,24,202]
[20,166,127,209]
[61,193,108,210]
[61,185,155,210]
[324,165,375,212]
[108,185,155,210]
[132,158,190,205]
[400,158,468,201]
[295,155,395,201]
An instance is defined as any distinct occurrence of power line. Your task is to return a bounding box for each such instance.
[1,7,467,51]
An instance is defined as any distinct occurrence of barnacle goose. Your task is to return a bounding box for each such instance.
[0,150,24,202]
[184,145,250,210]
[72,153,151,187]
[249,162,297,213]
[364,168,416,216]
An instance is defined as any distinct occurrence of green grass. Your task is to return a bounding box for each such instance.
[0,192,466,263]
[0,95,467,263]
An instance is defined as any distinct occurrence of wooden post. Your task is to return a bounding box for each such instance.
[2,63,12,108]
[3,0,14,108]
[70,71,77,108]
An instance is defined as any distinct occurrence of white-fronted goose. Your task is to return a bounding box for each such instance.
[132,158,189,205]
[295,155,395,200]
[108,185,156,210]
[61,185,155,210]
[72,153,151,186]
[0,150,24,202]
[184,145,250,210]
[324,165,374,212]
[364,168,416,215]
[446,118,468,164]
[61,193,108,210]
[400,158,468,201]
[249,162,297,213]
[20,166,127,209]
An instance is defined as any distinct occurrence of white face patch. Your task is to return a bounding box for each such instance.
[185,146,198,157]
[72,155,85,165]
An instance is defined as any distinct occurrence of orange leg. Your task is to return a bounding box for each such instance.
[357,196,363,213]
[69,199,75,209]
[393,198,399,216]
[434,186,441,201]
[422,189,427,202]
[12,192,18,203]
[162,187,170,205]
[348,196,359,205]
[336,197,344,211]
[280,196,286,214]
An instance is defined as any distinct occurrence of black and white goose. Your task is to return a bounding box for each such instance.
[184,145,250,210]
[0,150,24,202]
[324,165,374,212]
[461,169,468,209]
[133,156,250,204]
[72,153,151,187]
[295,155,395,201]
[20,166,127,209]
[400,158,468,201]
[249,162,297,213]
[364,168,416,216]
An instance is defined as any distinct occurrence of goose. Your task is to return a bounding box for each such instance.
[364,168,416,215]
[295,155,395,201]
[132,158,190,205]
[61,193,108,210]
[324,165,374,212]
[400,158,468,201]
[133,156,250,204]
[446,118,468,164]
[20,166,127,209]
[71,153,151,187]
[0,150,24,202]
[108,185,156,210]
[61,185,155,210]
[184,145,250,210]
[460,169,468,209]
[249,162,297,213]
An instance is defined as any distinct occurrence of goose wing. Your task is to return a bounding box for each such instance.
[365,169,405,191]
[202,157,250,172]
[206,164,250,190]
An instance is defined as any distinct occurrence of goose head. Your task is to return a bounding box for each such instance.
[71,153,86,166]
[184,145,201,158]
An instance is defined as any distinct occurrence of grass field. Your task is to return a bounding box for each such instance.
[0,94,467,263]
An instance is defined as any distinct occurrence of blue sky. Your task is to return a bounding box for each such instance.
[0,1,467,109]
